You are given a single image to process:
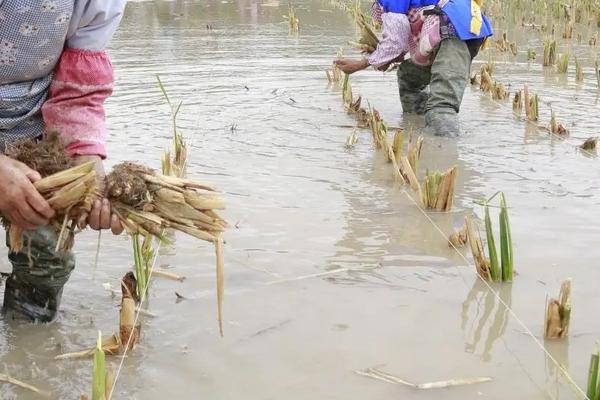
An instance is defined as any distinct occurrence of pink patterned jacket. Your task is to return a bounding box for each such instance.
[368,2,451,69]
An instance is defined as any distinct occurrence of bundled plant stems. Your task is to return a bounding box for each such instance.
[285,6,299,33]
[421,167,458,211]
[106,162,227,335]
[549,111,569,135]
[342,73,353,106]
[351,12,379,53]
[575,57,584,82]
[513,90,523,115]
[543,39,557,66]
[4,134,98,253]
[581,137,598,151]
[326,64,342,83]
[465,192,513,282]
[557,53,570,73]
[544,278,572,340]
[524,86,540,122]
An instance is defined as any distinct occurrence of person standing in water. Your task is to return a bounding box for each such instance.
[335,0,493,137]
[0,0,126,322]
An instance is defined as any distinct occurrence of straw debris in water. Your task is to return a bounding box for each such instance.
[448,223,468,248]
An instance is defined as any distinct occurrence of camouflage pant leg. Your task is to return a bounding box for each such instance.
[424,37,472,137]
[396,60,432,115]
[3,226,75,323]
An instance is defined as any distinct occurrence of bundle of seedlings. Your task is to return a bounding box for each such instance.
[285,6,300,33]
[544,278,572,340]
[509,42,518,57]
[352,12,379,54]
[407,134,423,174]
[495,32,510,52]
[479,67,494,93]
[327,48,345,84]
[557,53,569,74]
[105,162,227,335]
[491,81,509,101]
[326,64,343,83]
[587,345,600,400]
[342,73,353,106]
[527,48,536,62]
[543,39,557,66]
[392,129,404,165]
[513,90,523,115]
[421,167,458,211]
[524,86,540,122]
[465,192,514,282]
[157,76,188,179]
[575,57,584,82]
[581,137,599,152]
[369,108,387,150]
[345,129,359,148]
[562,20,573,39]
[345,92,370,127]
[549,111,569,135]
[4,134,98,252]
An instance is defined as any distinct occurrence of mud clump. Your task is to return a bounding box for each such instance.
[5,132,72,177]
[106,163,152,206]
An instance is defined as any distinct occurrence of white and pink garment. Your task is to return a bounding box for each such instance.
[0,0,126,158]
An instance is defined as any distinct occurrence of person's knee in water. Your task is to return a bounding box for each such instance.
[0,0,127,323]
[334,0,493,137]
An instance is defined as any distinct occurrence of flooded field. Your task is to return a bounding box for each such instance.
[1,0,600,398]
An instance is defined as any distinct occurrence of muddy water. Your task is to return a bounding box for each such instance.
[1,0,600,398]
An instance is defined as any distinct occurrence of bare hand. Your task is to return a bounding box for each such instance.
[334,58,370,74]
[0,155,55,230]
[74,155,124,235]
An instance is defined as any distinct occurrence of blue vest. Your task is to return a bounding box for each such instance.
[376,0,493,40]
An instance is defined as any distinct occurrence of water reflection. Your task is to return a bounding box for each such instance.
[461,279,512,362]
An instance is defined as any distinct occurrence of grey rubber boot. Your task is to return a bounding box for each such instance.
[424,37,471,137]
[396,60,432,115]
[3,226,75,323]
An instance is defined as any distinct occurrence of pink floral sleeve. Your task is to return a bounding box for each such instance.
[41,49,114,158]
[367,12,411,69]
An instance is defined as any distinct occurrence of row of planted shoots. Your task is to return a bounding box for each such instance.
[340,72,458,211]
[476,64,583,139]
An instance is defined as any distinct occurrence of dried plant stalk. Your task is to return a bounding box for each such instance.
[544,278,572,340]
[465,215,491,281]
